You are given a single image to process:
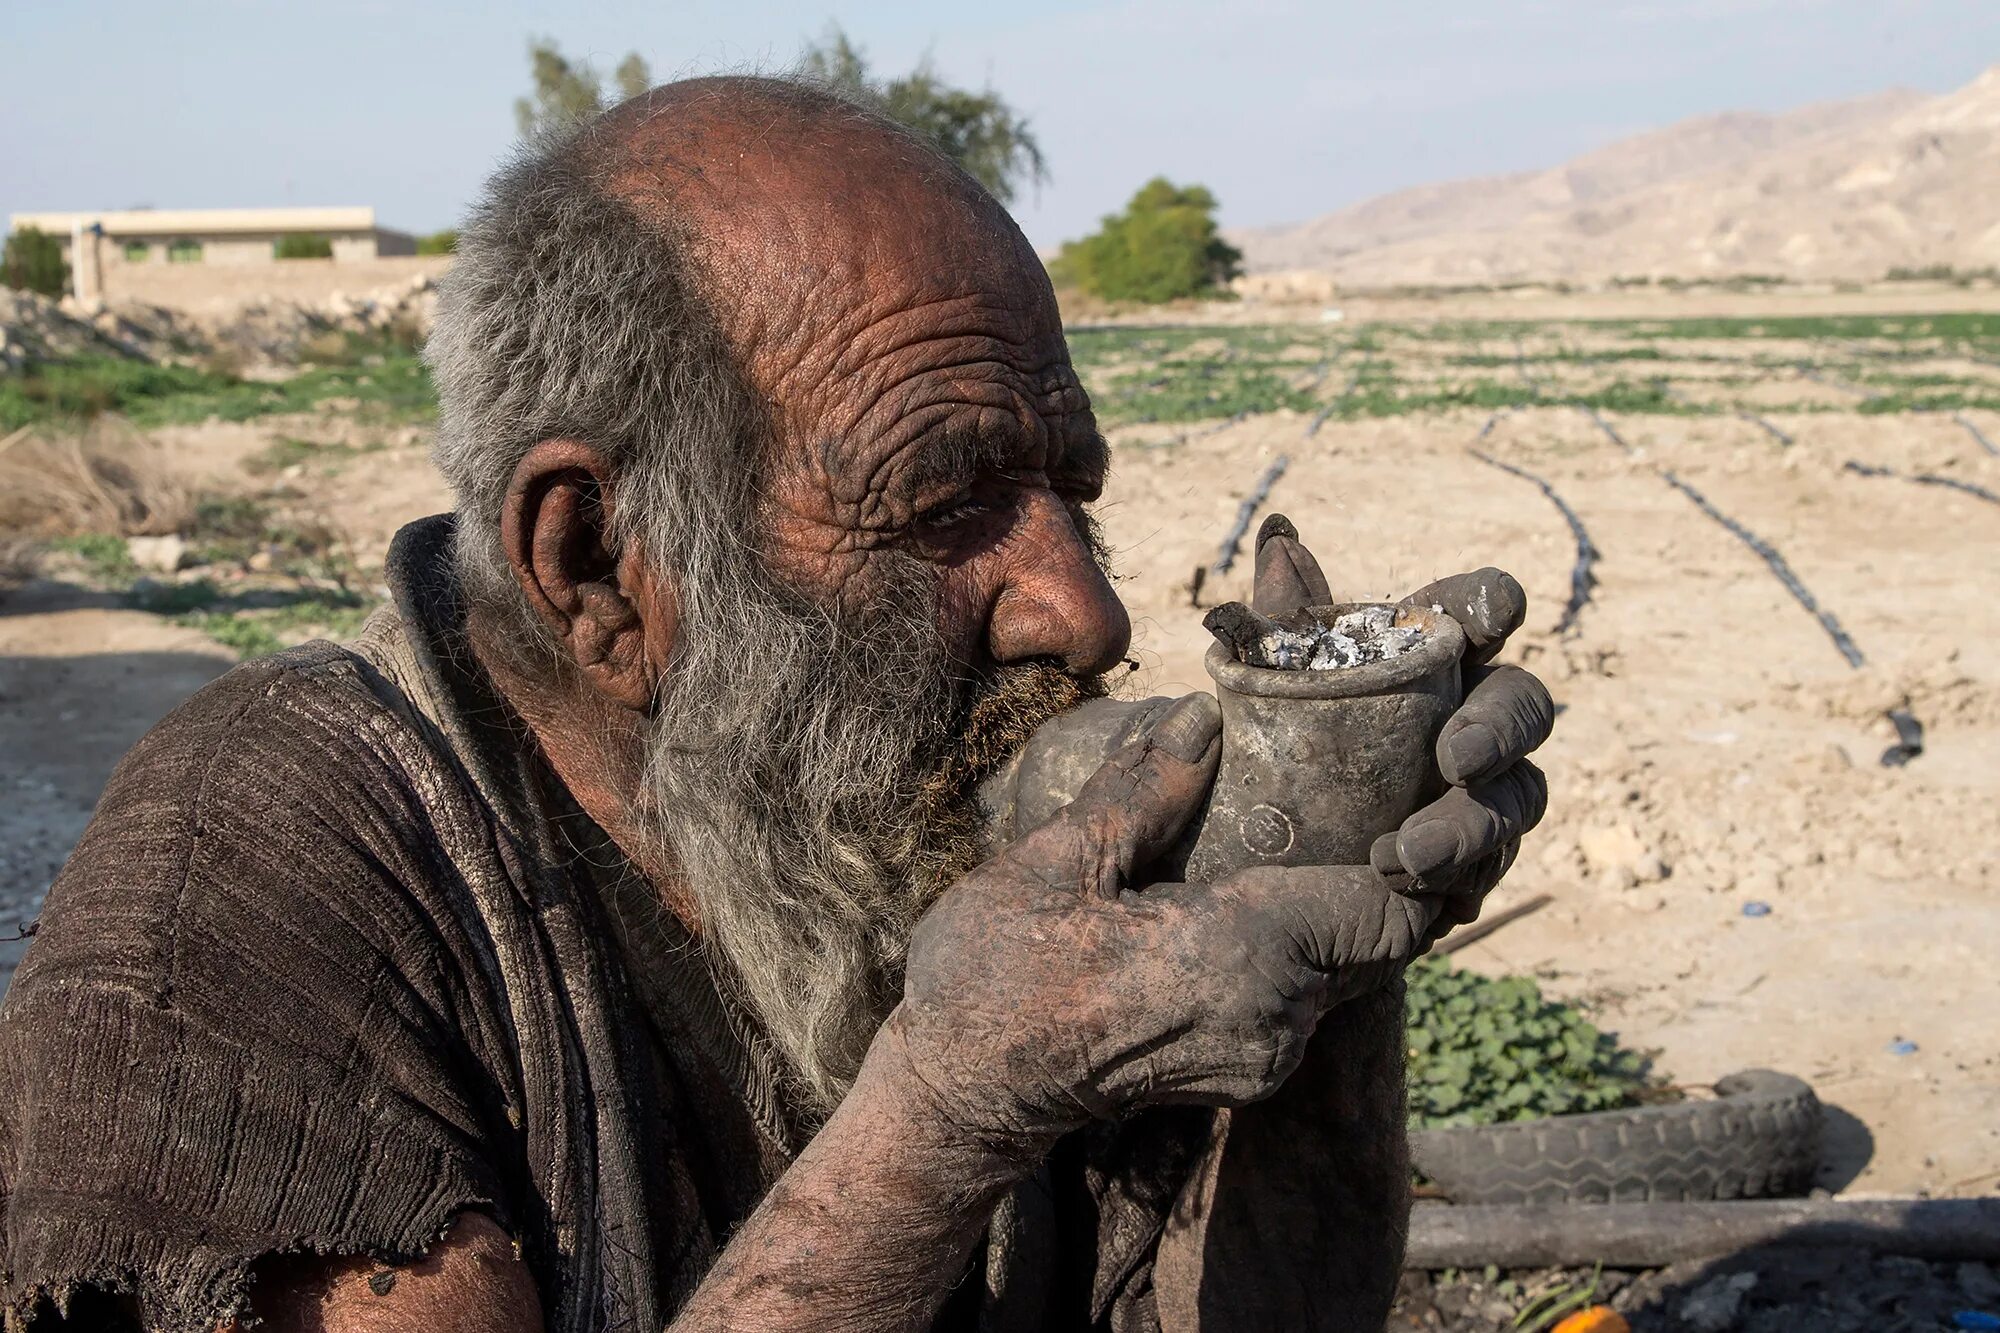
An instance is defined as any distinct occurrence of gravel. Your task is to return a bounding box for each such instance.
[1392,1251,2000,1332]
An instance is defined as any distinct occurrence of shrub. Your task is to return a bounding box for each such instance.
[1051,179,1243,305]
[3,226,70,298]
[1405,959,1657,1130]
[273,234,334,260]
[416,229,459,255]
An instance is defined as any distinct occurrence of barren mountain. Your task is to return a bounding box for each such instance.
[1234,68,2000,287]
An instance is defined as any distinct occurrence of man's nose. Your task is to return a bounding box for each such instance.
[985,492,1132,676]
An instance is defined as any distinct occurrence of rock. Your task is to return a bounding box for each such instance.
[126,534,187,573]
[1597,863,1640,892]
[1579,821,1651,877]
[246,549,275,574]
[1678,1270,1758,1332]
[1633,851,1669,882]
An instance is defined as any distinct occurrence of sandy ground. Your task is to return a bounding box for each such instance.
[1102,402,2000,1201]
[2,308,1997,1204]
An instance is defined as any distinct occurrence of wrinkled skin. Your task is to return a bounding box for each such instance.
[236,80,1552,1333]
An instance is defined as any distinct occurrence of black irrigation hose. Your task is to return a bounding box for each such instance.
[1306,371,1363,437]
[1653,467,1868,670]
[1653,379,1791,443]
[1167,409,1250,448]
[1210,454,1291,576]
[1952,413,2000,457]
[1738,410,1794,445]
[1842,459,2000,507]
[1574,406,1921,765]
[1468,447,1598,636]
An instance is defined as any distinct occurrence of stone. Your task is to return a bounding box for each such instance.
[126,534,187,573]
[1578,821,1648,875]
[1678,1270,1758,1332]
[1597,863,1640,893]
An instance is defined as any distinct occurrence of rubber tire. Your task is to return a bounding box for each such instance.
[1409,1069,1822,1206]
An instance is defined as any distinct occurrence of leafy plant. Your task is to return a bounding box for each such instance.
[46,532,136,581]
[514,39,651,137]
[273,233,333,260]
[800,27,1047,206]
[1052,179,1243,305]
[1405,959,1656,1130]
[170,587,378,659]
[0,343,436,432]
[3,225,69,298]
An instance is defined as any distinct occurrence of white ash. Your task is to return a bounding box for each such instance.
[1245,606,1423,671]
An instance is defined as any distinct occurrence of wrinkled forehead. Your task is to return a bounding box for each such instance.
[597,88,1085,482]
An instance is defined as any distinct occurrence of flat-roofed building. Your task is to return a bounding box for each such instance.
[7,207,417,301]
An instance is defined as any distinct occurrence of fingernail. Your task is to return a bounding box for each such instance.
[1370,831,1413,892]
[1447,723,1501,783]
[1399,820,1463,878]
[1152,694,1221,762]
[1255,513,1297,549]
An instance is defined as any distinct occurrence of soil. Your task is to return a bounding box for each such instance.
[2,296,1996,1213]
[1107,396,2000,1201]
[1391,1252,2000,1332]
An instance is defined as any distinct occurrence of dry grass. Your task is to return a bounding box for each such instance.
[0,419,196,542]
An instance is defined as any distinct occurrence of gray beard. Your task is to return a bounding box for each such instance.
[633,557,1101,1119]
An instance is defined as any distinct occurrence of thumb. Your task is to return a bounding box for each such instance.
[1252,513,1333,617]
[1009,692,1222,899]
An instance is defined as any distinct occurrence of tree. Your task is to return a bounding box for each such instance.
[3,226,69,299]
[514,39,653,137]
[273,233,333,260]
[1050,179,1244,304]
[799,27,1047,206]
[416,230,459,256]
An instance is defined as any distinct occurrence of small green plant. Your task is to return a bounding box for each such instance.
[47,532,135,581]
[171,587,378,659]
[0,341,436,432]
[1511,1266,1605,1332]
[273,234,334,260]
[3,225,70,298]
[416,229,459,255]
[1405,959,1655,1130]
[1051,179,1243,305]
[245,436,383,475]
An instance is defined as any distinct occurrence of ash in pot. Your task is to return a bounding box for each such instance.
[1203,602,1424,671]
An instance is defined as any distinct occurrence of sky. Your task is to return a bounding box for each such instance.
[5,0,1998,250]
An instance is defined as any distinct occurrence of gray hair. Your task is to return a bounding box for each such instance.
[423,83,1093,1117]
[424,108,767,683]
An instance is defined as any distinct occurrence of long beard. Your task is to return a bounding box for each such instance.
[633,558,1102,1119]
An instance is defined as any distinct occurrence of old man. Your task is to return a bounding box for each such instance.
[0,78,1549,1332]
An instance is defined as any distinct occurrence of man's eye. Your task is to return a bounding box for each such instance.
[916,494,997,531]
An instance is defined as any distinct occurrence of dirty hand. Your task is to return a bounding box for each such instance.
[1252,512,1553,946]
[881,692,1440,1155]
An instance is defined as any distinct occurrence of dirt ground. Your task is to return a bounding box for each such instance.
[3,295,1997,1211]
[1103,398,2000,1201]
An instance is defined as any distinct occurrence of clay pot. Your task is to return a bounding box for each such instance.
[977,604,1464,879]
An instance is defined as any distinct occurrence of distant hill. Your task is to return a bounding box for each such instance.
[1232,67,2000,286]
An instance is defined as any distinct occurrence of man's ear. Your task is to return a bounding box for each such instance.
[498,439,677,711]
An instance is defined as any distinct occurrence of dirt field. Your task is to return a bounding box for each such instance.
[3,294,1996,1207]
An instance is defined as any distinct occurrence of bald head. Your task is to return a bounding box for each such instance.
[574,79,1062,477]
[428,74,1125,1110]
